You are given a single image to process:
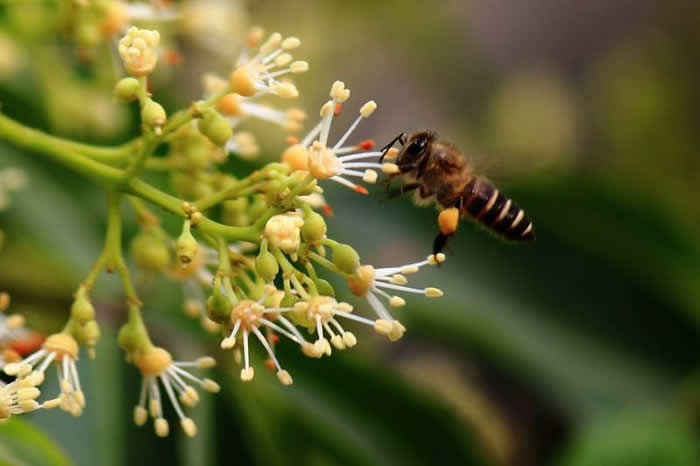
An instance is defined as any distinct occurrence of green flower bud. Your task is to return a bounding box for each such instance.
[184,142,211,171]
[301,210,327,243]
[206,286,232,323]
[114,77,140,102]
[198,110,232,146]
[332,243,360,274]
[264,179,284,200]
[117,325,138,352]
[131,232,170,272]
[176,221,198,265]
[141,99,166,128]
[82,320,101,345]
[71,292,95,324]
[314,278,335,297]
[222,199,249,226]
[255,250,279,283]
[280,293,299,308]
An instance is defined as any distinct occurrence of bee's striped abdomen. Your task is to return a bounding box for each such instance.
[462,177,534,241]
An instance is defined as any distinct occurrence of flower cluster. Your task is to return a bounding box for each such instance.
[0,22,449,443]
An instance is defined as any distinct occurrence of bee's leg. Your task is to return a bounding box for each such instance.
[379,133,406,162]
[432,233,452,256]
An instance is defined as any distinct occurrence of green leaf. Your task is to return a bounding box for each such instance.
[0,418,73,466]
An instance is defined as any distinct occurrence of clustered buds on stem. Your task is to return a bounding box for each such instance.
[0,23,451,442]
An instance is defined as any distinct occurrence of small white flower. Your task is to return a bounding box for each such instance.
[292,296,360,356]
[264,213,305,253]
[281,81,393,194]
[3,333,85,416]
[347,254,446,341]
[229,31,307,99]
[220,288,323,384]
[0,369,45,423]
[133,347,219,438]
[118,27,160,76]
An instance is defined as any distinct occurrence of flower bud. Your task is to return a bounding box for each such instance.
[176,221,198,265]
[206,287,232,323]
[198,110,232,147]
[314,278,335,297]
[255,250,279,283]
[71,292,95,324]
[301,210,327,243]
[117,325,138,352]
[141,99,166,129]
[249,195,268,220]
[82,320,101,345]
[118,27,160,76]
[264,214,304,253]
[114,77,140,102]
[331,243,360,273]
[131,232,171,272]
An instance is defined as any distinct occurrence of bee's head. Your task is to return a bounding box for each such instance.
[395,130,436,168]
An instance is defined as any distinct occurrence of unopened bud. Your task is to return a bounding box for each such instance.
[255,250,279,283]
[301,209,327,243]
[176,221,198,265]
[131,232,170,272]
[141,99,166,128]
[198,110,232,147]
[114,77,140,102]
[71,292,95,324]
[331,243,360,274]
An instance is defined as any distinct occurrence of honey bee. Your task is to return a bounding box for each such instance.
[380,130,535,254]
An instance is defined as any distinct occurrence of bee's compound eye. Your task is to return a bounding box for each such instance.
[406,138,427,156]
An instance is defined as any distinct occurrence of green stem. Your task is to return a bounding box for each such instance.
[0,112,124,186]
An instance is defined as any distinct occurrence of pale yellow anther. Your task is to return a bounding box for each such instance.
[389,321,406,342]
[260,32,282,55]
[221,336,236,349]
[400,266,419,274]
[43,333,79,361]
[391,274,408,285]
[360,100,377,117]
[196,356,216,369]
[240,367,255,382]
[290,61,309,73]
[274,53,292,67]
[43,397,62,410]
[362,169,378,183]
[330,81,350,102]
[19,400,39,412]
[272,82,299,98]
[281,37,301,50]
[343,332,357,347]
[202,379,221,393]
[181,386,199,406]
[2,363,22,376]
[134,406,148,426]
[320,101,335,117]
[424,287,444,298]
[155,418,169,437]
[337,302,353,312]
[17,387,40,401]
[181,418,197,437]
[231,65,257,97]
[381,163,399,174]
[134,346,173,376]
[276,370,293,385]
[389,296,406,307]
[374,319,393,336]
[384,147,399,160]
[427,253,447,265]
[301,342,322,358]
[287,108,307,122]
[149,399,161,417]
[330,335,346,350]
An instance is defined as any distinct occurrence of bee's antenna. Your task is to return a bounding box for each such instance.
[379,132,406,162]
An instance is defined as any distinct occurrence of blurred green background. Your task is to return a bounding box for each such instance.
[1,0,700,465]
